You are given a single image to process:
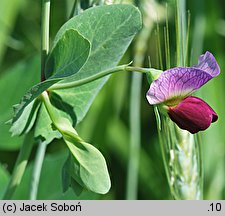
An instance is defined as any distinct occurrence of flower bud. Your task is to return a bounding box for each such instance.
[168,96,218,134]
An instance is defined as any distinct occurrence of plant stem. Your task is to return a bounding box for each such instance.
[126,0,155,198]
[185,10,191,67]
[40,91,59,125]
[27,0,51,200]
[3,133,34,200]
[191,0,205,64]
[126,73,141,200]
[164,4,170,69]
[156,23,163,70]
[176,0,186,66]
[48,65,152,91]
[69,0,81,18]
[29,140,48,200]
[41,0,50,81]
[40,91,81,140]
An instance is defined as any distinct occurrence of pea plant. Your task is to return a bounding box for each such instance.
[3,1,146,199]
[1,0,220,200]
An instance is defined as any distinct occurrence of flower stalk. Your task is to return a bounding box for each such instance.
[48,65,158,91]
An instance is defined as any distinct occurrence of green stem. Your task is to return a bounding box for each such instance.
[126,4,155,197]
[40,91,82,143]
[185,10,191,67]
[176,0,186,66]
[164,4,171,69]
[191,0,205,64]
[126,72,142,200]
[41,0,50,81]
[69,0,81,18]
[69,0,77,19]
[40,91,59,125]
[48,65,152,91]
[28,0,51,200]
[156,23,163,70]
[3,133,34,200]
[29,140,48,200]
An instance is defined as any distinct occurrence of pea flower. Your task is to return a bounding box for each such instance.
[146,51,220,134]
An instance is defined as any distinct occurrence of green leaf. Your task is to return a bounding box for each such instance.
[12,80,60,128]
[53,79,106,124]
[34,104,61,144]
[0,56,40,150]
[52,4,142,123]
[54,4,142,83]
[14,4,141,144]
[66,140,111,194]
[57,118,111,194]
[10,99,41,136]
[11,30,90,130]
[35,95,111,195]
[45,29,90,79]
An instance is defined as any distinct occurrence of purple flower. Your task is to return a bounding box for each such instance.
[146,51,220,134]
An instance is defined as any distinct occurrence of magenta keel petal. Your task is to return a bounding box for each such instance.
[168,96,218,134]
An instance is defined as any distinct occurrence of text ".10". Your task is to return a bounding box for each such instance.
[208,203,222,212]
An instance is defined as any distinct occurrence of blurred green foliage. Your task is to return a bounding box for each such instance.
[0,0,224,199]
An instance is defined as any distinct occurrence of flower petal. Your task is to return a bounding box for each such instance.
[193,51,220,77]
[147,67,212,104]
[168,96,218,134]
[146,52,220,105]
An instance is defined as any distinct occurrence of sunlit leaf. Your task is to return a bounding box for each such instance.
[34,4,141,143]
[55,118,111,194]
[65,140,111,194]
[34,104,61,144]
[52,4,142,123]
[45,29,90,79]
[53,4,142,82]
[10,30,90,135]
[10,99,41,136]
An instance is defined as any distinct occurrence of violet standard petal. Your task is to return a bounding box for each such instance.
[147,67,212,105]
[193,51,220,77]
[146,52,220,105]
